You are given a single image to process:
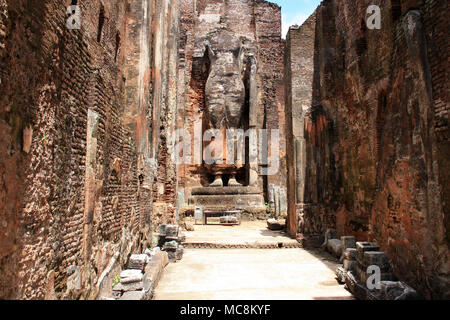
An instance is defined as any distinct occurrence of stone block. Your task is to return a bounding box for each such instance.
[327,239,342,258]
[120,269,143,284]
[221,216,239,224]
[191,194,265,210]
[163,240,178,251]
[176,245,184,261]
[341,236,356,251]
[321,229,337,250]
[298,233,323,248]
[356,242,380,262]
[144,251,169,288]
[356,242,380,254]
[165,224,179,240]
[167,251,177,262]
[113,281,144,293]
[128,254,149,271]
[267,219,284,230]
[362,251,390,271]
[378,281,421,300]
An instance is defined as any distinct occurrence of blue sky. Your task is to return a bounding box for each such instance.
[269,0,322,38]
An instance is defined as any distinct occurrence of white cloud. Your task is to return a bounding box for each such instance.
[282,12,309,38]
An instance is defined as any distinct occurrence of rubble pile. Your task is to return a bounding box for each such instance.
[159,224,185,262]
[112,249,168,300]
[332,238,420,300]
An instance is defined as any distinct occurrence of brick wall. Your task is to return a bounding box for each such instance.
[0,0,179,300]
[297,0,449,298]
[284,13,316,237]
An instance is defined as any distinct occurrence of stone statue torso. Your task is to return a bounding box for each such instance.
[205,34,246,129]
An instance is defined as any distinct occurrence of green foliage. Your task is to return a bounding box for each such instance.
[112,275,120,288]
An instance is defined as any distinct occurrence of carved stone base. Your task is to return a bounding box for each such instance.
[189,186,265,212]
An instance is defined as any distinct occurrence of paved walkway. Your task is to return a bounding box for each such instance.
[153,222,354,300]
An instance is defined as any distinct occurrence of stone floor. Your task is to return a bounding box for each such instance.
[154,221,354,300]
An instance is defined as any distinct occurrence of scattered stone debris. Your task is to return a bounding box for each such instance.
[182,221,195,231]
[296,233,323,248]
[221,216,239,224]
[159,224,185,262]
[334,240,421,300]
[340,236,356,262]
[112,250,169,301]
[128,254,150,271]
[120,269,144,284]
[326,239,342,258]
[321,229,343,258]
[267,219,284,231]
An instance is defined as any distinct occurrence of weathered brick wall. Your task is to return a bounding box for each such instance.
[284,13,316,237]
[149,0,180,230]
[254,1,287,203]
[422,0,450,251]
[0,0,178,300]
[300,0,449,298]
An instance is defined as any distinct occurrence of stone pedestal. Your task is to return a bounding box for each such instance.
[188,186,266,214]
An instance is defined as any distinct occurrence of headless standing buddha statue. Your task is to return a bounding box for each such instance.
[201,29,256,187]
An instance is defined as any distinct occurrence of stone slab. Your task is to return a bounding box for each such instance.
[144,251,169,289]
[113,281,144,293]
[356,242,380,261]
[327,239,342,258]
[128,254,149,271]
[190,194,265,209]
[192,186,261,195]
[220,216,239,224]
[356,242,380,254]
[120,270,143,284]
[377,281,421,300]
[165,225,180,240]
[163,240,179,251]
[267,219,284,231]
